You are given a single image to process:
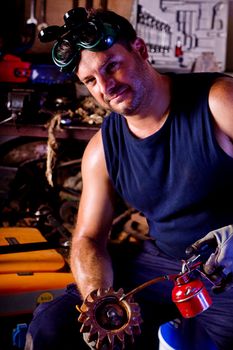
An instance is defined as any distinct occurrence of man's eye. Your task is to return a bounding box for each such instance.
[85,78,95,86]
[107,62,118,73]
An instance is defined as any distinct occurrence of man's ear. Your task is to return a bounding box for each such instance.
[132,38,148,60]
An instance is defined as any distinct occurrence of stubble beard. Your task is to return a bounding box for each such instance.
[106,79,147,116]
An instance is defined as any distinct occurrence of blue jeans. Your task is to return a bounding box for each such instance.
[25,241,233,350]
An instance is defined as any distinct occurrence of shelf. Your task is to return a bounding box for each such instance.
[0,123,99,141]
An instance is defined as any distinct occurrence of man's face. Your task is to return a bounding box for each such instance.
[76,40,149,116]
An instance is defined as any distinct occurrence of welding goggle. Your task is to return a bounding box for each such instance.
[38,7,119,72]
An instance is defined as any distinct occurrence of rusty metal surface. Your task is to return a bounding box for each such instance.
[78,287,142,349]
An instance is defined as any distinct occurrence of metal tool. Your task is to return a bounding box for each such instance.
[211,1,224,30]
[26,0,38,25]
[37,0,48,31]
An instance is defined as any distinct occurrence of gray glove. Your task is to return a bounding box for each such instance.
[82,333,96,349]
[189,225,233,292]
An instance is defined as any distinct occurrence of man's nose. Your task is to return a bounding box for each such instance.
[98,75,116,95]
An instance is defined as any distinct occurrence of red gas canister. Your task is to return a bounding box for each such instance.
[172,273,212,318]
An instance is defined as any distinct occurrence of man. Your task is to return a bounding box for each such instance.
[25,7,233,350]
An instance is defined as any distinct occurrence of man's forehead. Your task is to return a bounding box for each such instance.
[77,44,125,78]
[77,50,110,76]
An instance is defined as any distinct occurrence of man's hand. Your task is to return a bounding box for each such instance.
[187,225,233,292]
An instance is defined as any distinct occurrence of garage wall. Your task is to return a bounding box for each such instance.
[4,0,233,72]
[24,0,133,54]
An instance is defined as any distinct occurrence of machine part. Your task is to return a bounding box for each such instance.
[78,287,142,349]
[77,250,222,347]
[59,200,78,225]
[6,88,42,122]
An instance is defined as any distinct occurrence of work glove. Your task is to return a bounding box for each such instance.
[187,225,233,293]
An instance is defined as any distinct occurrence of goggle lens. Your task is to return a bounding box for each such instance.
[79,22,102,47]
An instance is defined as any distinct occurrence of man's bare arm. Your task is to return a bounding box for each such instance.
[70,130,117,299]
[209,76,233,157]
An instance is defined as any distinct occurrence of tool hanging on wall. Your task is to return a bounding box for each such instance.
[37,0,48,31]
[26,0,38,27]
[16,0,38,53]
[85,0,93,9]
[73,0,79,7]
[100,0,108,10]
[211,1,224,30]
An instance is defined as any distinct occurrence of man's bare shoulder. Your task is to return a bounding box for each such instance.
[82,129,107,173]
[209,75,233,139]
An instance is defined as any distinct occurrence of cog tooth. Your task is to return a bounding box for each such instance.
[128,333,135,344]
[84,299,95,308]
[89,324,96,336]
[125,326,133,336]
[133,325,142,335]
[96,332,108,349]
[80,323,87,333]
[97,288,103,296]
[138,316,143,324]
[77,313,87,323]
[97,287,110,296]
[81,317,92,327]
[86,328,98,343]
[107,332,115,345]
[128,302,140,311]
[128,316,143,328]
[79,303,87,312]
[117,287,124,294]
[98,330,107,341]
[107,287,113,293]
[115,288,124,298]
[96,336,103,349]
[84,312,92,319]
[116,331,125,342]
[89,290,98,300]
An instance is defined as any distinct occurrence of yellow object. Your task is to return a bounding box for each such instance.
[0,272,75,294]
[37,292,54,304]
[0,227,66,273]
[0,272,75,316]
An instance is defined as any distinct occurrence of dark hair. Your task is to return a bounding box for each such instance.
[54,8,137,72]
[88,8,137,44]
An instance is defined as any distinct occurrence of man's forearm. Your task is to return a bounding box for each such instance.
[70,236,113,299]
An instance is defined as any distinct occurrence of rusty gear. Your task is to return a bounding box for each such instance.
[77,287,143,349]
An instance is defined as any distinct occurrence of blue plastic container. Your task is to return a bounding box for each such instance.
[158,319,217,350]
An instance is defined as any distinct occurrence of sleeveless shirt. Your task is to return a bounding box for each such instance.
[101,72,233,259]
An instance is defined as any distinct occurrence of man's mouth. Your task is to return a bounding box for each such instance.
[105,86,129,104]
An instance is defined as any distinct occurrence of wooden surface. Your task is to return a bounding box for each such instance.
[0,123,99,141]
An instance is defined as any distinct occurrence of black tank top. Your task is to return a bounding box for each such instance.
[102,72,233,258]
